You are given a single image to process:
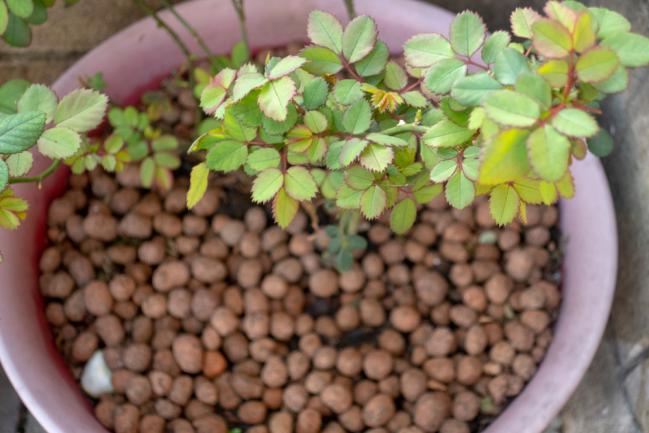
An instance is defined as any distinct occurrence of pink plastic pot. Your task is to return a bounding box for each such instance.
[0,0,618,432]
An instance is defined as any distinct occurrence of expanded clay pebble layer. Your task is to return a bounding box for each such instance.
[38,63,562,433]
[40,168,561,433]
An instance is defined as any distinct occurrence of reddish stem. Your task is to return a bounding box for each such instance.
[340,56,364,82]
[572,102,602,115]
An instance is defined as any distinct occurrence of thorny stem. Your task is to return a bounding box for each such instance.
[340,56,364,82]
[403,78,424,93]
[572,102,602,115]
[343,0,357,19]
[231,0,250,52]
[163,0,214,59]
[465,58,489,71]
[133,0,193,61]
[10,160,61,186]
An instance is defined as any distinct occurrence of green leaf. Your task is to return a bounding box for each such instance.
[230,40,250,68]
[413,184,442,204]
[300,46,343,75]
[151,135,178,151]
[430,159,458,182]
[462,156,479,180]
[384,61,408,90]
[515,73,552,109]
[139,157,154,188]
[153,152,180,169]
[342,99,372,134]
[513,178,544,204]
[494,48,530,85]
[489,184,519,225]
[602,32,649,67]
[593,66,628,93]
[258,76,295,122]
[303,77,328,109]
[479,129,530,185]
[587,128,614,157]
[342,15,377,63]
[360,143,393,172]
[6,0,32,18]
[284,166,318,200]
[2,13,31,47]
[537,59,569,87]
[54,89,108,132]
[424,58,467,94]
[262,104,297,135]
[267,55,307,80]
[0,1,8,35]
[551,108,598,137]
[572,12,596,53]
[532,18,573,58]
[252,168,284,203]
[511,7,541,38]
[206,140,248,172]
[340,138,368,166]
[404,34,454,68]
[451,73,502,106]
[187,162,209,209]
[484,90,540,127]
[0,111,45,154]
[527,125,571,181]
[37,126,80,158]
[423,119,474,147]
[346,166,374,190]
[17,84,57,123]
[0,79,29,114]
[273,187,298,228]
[307,10,343,53]
[576,47,619,83]
[232,71,267,102]
[450,11,486,56]
[589,7,630,39]
[248,148,281,171]
[0,160,8,191]
[304,110,328,133]
[482,31,511,64]
[360,185,386,219]
[390,198,416,234]
[445,171,474,209]
[334,79,364,105]
[336,184,363,208]
[354,41,389,77]
[100,154,116,172]
[402,91,428,108]
[6,151,32,176]
[367,133,407,147]
[545,1,578,30]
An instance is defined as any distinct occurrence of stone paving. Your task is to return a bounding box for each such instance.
[1,0,649,432]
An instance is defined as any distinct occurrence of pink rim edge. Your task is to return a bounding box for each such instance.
[0,1,618,432]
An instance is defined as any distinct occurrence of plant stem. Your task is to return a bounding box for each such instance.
[231,0,250,52]
[9,160,61,186]
[343,0,357,19]
[133,0,193,62]
[163,0,213,59]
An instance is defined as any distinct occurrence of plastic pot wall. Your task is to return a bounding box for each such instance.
[0,1,618,432]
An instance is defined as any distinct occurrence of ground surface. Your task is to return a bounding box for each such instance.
[1,0,648,432]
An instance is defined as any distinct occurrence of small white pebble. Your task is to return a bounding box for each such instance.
[81,351,113,398]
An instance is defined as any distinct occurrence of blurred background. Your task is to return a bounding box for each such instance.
[0,1,648,432]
